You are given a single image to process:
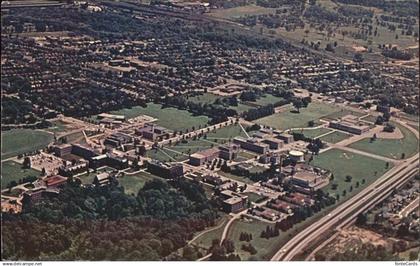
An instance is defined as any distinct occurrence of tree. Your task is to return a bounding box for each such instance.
[345,175,352,182]
[23,157,31,169]
[292,98,303,113]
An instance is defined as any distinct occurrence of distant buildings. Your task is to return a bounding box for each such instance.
[147,160,183,179]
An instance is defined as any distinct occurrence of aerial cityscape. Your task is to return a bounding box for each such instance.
[0,0,419,263]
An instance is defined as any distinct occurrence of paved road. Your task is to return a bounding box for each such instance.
[271,153,419,261]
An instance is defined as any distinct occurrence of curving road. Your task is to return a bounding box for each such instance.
[271,153,419,261]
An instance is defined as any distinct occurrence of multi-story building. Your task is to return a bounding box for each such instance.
[136,123,171,141]
[329,115,370,135]
[189,147,220,166]
[233,137,269,154]
[218,144,240,161]
[53,144,73,157]
[147,160,183,179]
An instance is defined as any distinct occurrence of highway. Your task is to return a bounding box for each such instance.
[271,153,419,261]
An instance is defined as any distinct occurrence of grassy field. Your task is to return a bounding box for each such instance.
[208,4,276,19]
[312,149,391,202]
[46,120,69,133]
[255,102,344,130]
[253,94,284,107]
[187,93,222,104]
[290,127,332,139]
[244,192,267,203]
[218,171,255,185]
[1,161,41,189]
[109,103,210,132]
[319,130,352,144]
[119,171,162,195]
[1,129,54,159]
[191,215,230,250]
[348,124,418,159]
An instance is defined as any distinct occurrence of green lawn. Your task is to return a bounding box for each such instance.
[360,115,377,123]
[312,149,391,202]
[348,125,418,159]
[1,161,41,189]
[109,103,210,132]
[218,171,255,185]
[187,93,222,104]
[244,192,267,203]
[191,215,230,249]
[290,128,332,139]
[253,94,284,107]
[319,131,352,144]
[209,4,276,19]
[119,171,162,195]
[255,102,342,131]
[1,129,54,159]
[322,108,365,120]
[46,120,69,133]
[228,218,282,260]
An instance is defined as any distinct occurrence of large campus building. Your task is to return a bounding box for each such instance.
[135,123,171,141]
[147,160,184,179]
[329,115,370,135]
[233,137,269,154]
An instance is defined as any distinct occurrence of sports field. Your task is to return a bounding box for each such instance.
[1,129,54,159]
[109,103,210,132]
[312,149,391,202]
[255,102,348,131]
[348,124,418,159]
[1,161,41,189]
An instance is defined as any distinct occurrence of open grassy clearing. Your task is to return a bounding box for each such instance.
[1,129,54,159]
[322,108,365,120]
[312,149,391,203]
[244,192,267,203]
[208,4,276,19]
[348,124,418,159]
[187,93,222,104]
[190,215,230,250]
[255,102,343,130]
[218,171,255,185]
[319,130,352,144]
[1,161,41,189]
[109,103,210,132]
[252,94,284,107]
[46,120,69,133]
[119,171,162,195]
[290,127,332,139]
[360,115,378,123]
